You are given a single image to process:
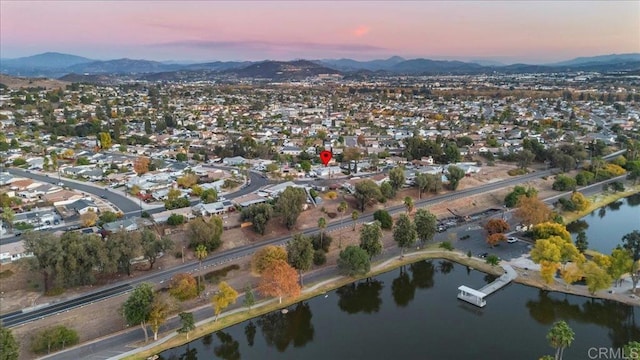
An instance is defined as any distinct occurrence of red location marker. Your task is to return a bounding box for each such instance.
[319,150,333,167]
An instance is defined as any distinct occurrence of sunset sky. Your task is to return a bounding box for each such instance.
[1,1,638,64]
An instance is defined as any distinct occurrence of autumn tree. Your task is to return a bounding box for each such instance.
[148,294,173,341]
[80,210,98,227]
[581,261,612,295]
[353,180,382,211]
[484,218,510,235]
[169,273,199,301]
[251,245,288,275]
[532,222,572,242]
[560,263,583,289]
[569,191,590,211]
[276,186,307,229]
[286,234,314,285]
[212,281,239,321]
[258,260,301,304]
[134,156,150,175]
[338,245,371,276]
[486,233,507,248]
[609,247,633,287]
[515,195,553,226]
[414,208,437,244]
[505,186,537,208]
[177,173,199,188]
[359,221,383,259]
[188,216,223,251]
[393,213,417,256]
[122,283,154,343]
[98,132,112,150]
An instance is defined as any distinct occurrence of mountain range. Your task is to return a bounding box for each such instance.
[1,52,639,81]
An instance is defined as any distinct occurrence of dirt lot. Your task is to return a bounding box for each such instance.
[1,160,566,359]
[0,74,68,90]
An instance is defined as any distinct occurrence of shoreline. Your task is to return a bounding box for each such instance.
[121,245,637,360]
[559,184,640,224]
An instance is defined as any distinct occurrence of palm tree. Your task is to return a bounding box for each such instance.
[404,196,414,214]
[351,210,359,231]
[318,217,327,249]
[1,207,15,234]
[547,320,575,360]
[194,244,208,295]
[337,201,347,228]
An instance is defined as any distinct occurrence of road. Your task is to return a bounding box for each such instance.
[37,175,634,359]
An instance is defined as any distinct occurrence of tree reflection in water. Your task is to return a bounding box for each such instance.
[391,266,414,307]
[257,301,314,352]
[527,290,639,348]
[336,278,383,314]
[566,220,589,234]
[244,321,256,347]
[213,331,240,360]
[627,194,640,207]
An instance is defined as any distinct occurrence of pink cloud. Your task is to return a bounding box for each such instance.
[352,25,371,37]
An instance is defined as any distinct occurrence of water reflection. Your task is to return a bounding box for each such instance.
[244,321,256,347]
[566,220,589,234]
[336,278,383,314]
[391,266,414,307]
[213,331,240,360]
[257,301,314,352]
[627,193,640,207]
[608,200,624,211]
[526,290,639,348]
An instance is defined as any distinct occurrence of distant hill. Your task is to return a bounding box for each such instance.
[551,53,640,67]
[2,51,640,80]
[67,58,181,74]
[0,73,69,89]
[224,60,341,79]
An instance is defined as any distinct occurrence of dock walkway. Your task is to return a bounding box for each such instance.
[457,263,516,307]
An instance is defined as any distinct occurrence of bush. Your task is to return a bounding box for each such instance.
[507,168,527,176]
[167,213,186,226]
[313,249,327,266]
[325,191,338,200]
[12,158,27,167]
[373,210,393,229]
[552,175,577,191]
[141,211,150,218]
[14,222,34,230]
[575,171,595,186]
[44,287,65,297]
[486,254,500,266]
[165,197,190,210]
[558,198,576,212]
[439,241,454,251]
[31,325,79,354]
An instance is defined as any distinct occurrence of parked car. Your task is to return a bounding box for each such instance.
[507,237,518,244]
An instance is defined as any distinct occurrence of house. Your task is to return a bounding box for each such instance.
[0,241,33,263]
[222,156,246,166]
[65,199,99,215]
[191,201,235,217]
[280,146,303,156]
[102,218,139,233]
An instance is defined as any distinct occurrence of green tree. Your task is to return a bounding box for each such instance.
[359,221,383,259]
[200,188,218,203]
[623,341,640,360]
[609,247,633,287]
[317,217,327,248]
[414,208,437,244]
[380,181,395,199]
[188,216,223,251]
[276,187,307,229]
[241,203,273,235]
[446,165,465,190]
[177,312,195,340]
[286,234,314,285]
[546,320,575,360]
[122,283,154,343]
[195,244,208,294]
[575,231,589,253]
[393,213,417,256]
[622,230,640,293]
[212,281,239,321]
[338,245,371,276]
[517,149,536,170]
[0,324,19,360]
[353,180,382,211]
[30,325,78,355]
[351,210,359,231]
[106,230,142,276]
[1,207,15,233]
[504,186,538,208]
[373,209,393,229]
[141,230,173,270]
[243,284,255,309]
[404,196,414,214]
[414,173,429,199]
[144,118,152,134]
[388,167,405,191]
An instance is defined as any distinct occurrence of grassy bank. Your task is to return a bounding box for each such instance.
[123,246,503,360]
[560,184,640,224]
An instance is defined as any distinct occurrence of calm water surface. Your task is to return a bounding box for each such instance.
[159,261,639,360]
[568,193,640,254]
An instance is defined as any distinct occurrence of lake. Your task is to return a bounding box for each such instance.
[159,261,639,360]
[567,193,640,254]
